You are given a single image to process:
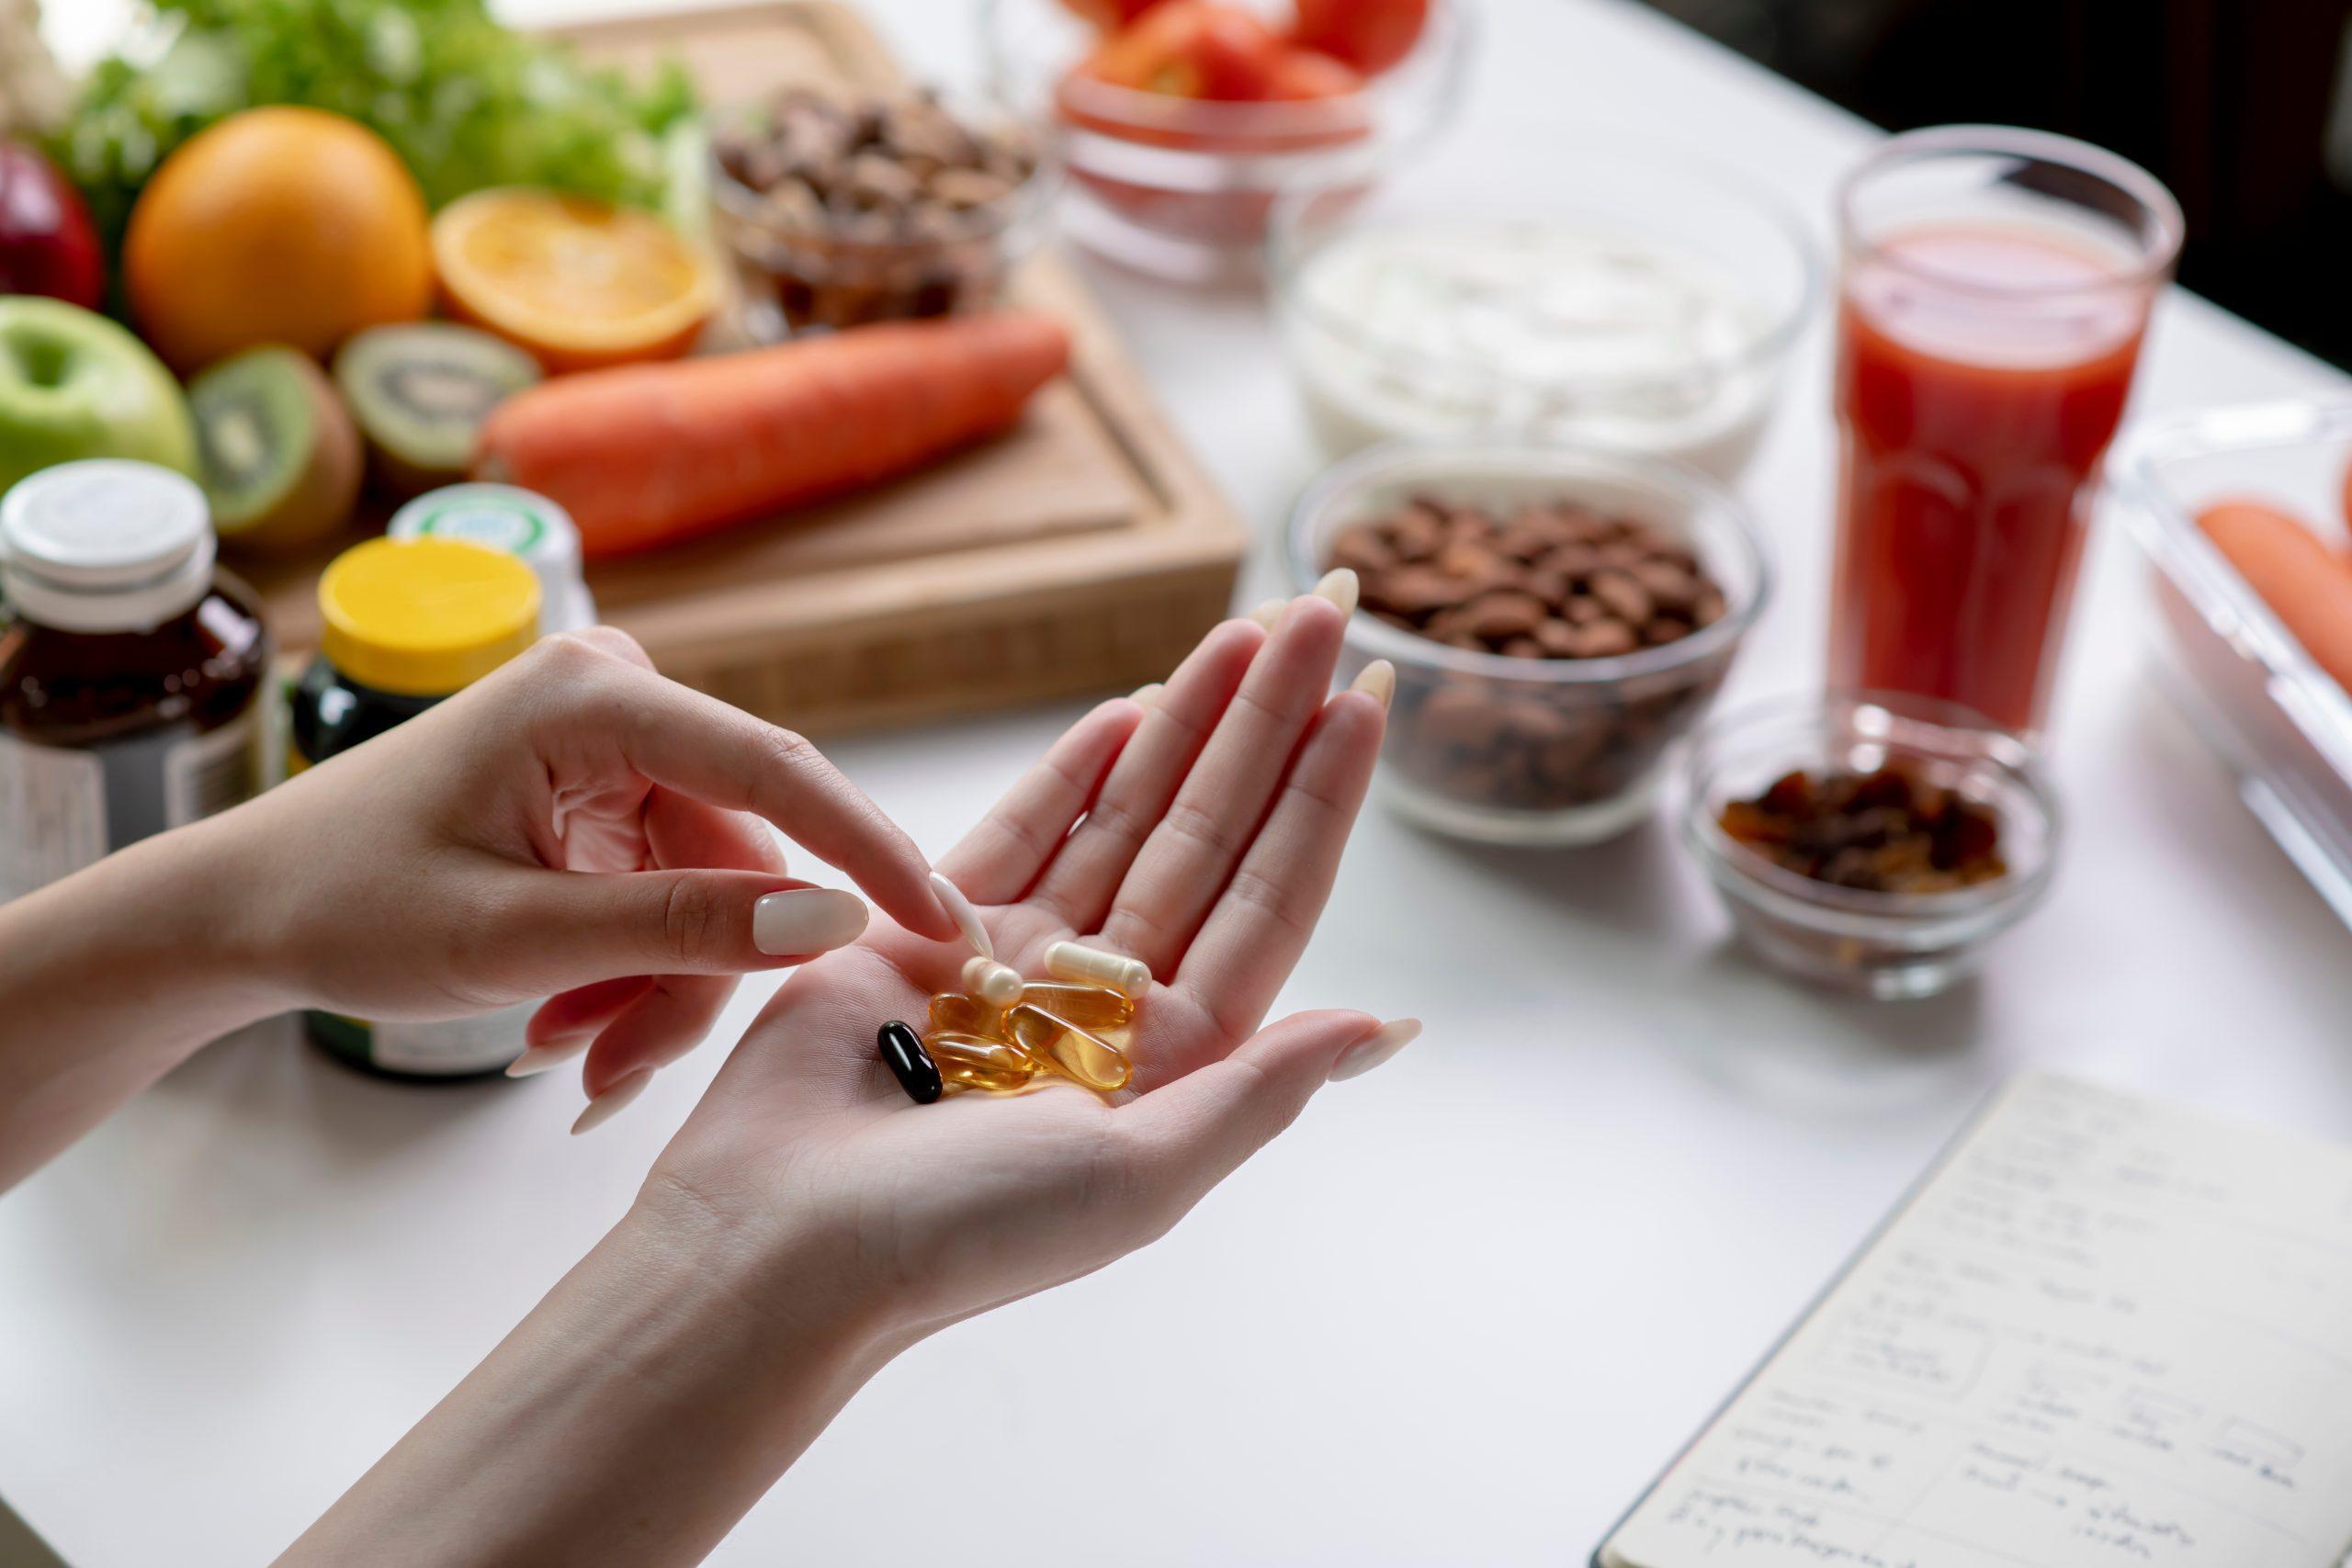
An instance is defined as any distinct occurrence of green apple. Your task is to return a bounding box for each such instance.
[0,297,197,494]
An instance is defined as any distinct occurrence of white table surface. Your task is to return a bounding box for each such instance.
[11,2,2352,1563]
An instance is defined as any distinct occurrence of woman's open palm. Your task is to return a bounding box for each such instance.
[640,592,1406,1335]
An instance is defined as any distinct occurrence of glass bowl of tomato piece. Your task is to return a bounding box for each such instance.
[1679,692,2063,1000]
[982,0,1474,282]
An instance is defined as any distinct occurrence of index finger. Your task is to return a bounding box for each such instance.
[567,655,955,942]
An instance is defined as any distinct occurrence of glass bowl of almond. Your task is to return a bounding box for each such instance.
[710,85,1057,337]
[1287,441,1771,845]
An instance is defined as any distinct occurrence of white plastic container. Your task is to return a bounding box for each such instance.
[388,483,596,635]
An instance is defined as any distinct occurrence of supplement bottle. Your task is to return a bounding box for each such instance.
[387,482,596,634]
[0,459,269,899]
[289,536,539,1078]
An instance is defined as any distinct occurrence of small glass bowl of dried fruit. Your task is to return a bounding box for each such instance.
[1288,441,1770,844]
[1681,693,2062,999]
[709,85,1056,337]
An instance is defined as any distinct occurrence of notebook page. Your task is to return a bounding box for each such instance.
[1601,1074,2352,1568]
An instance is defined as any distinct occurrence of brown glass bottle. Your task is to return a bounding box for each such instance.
[0,461,270,899]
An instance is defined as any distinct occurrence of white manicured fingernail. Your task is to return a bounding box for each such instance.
[1329,1019,1419,1081]
[1313,567,1359,619]
[571,1069,651,1134]
[1248,597,1287,629]
[1349,659,1395,711]
[929,870,993,961]
[1130,682,1162,707]
[754,888,869,956]
[505,1040,588,1078]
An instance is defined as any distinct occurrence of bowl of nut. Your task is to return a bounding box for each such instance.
[1680,693,2061,999]
[1288,442,1770,844]
[710,85,1054,337]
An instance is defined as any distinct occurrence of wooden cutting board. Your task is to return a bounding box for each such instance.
[240,1,1246,735]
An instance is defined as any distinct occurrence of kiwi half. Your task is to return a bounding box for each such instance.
[334,323,542,497]
[189,345,362,553]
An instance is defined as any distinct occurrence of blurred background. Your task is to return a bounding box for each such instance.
[1644,0,2352,369]
[38,0,2352,370]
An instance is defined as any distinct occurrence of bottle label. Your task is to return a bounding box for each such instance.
[0,707,263,901]
[164,710,265,825]
[0,731,107,900]
[310,1003,536,1077]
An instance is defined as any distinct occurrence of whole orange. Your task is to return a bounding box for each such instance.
[124,107,432,373]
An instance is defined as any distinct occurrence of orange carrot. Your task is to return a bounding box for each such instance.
[2198,498,2352,694]
[473,311,1070,558]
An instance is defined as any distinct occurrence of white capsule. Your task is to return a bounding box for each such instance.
[960,954,1024,1010]
[1044,940,1151,999]
[930,870,992,961]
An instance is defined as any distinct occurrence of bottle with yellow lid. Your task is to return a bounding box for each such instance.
[290,536,540,1078]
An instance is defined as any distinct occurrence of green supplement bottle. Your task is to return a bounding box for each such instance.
[288,535,539,1078]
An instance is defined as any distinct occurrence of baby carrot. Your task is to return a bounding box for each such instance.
[2198,498,2352,694]
[473,311,1070,558]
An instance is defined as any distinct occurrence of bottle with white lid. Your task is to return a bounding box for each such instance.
[0,459,271,899]
[386,482,596,634]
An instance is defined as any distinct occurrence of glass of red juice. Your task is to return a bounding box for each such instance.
[1830,127,2183,735]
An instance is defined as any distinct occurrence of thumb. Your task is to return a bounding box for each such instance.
[486,867,869,994]
[1115,1010,1422,1222]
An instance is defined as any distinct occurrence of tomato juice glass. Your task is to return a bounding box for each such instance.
[1829,127,2183,736]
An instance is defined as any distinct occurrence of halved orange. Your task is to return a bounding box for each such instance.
[430,188,721,374]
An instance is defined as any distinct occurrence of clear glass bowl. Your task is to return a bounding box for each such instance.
[1286,442,1770,844]
[708,89,1058,339]
[2111,398,2352,930]
[1680,693,2062,999]
[981,0,1472,282]
[1268,131,1818,481]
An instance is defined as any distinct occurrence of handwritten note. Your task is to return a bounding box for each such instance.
[1601,1076,2352,1568]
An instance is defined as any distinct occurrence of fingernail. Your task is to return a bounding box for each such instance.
[1129,682,1162,707]
[929,870,994,961]
[1329,1018,1420,1082]
[754,888,869,956]
[1349,659,1395,711]
[505,1040,588,1078]
[1247,598,1286,630]
[571,1069,652,1134]
[1313,567,1360,619]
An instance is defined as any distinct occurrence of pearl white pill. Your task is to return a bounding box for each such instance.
[960,954,1024,1009]
[930,871,992,961]
[1044,940,1150,999]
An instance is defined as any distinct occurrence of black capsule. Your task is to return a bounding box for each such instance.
[877,1021,943,1104]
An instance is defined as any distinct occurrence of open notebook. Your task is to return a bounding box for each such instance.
[1596,1073,2352,1568]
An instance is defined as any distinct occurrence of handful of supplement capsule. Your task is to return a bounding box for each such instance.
[876,874,1150,1105]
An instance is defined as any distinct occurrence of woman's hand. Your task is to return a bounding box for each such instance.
[642,589,1406,1337]
[0,625,952,1183]
[209,627,958,1085]
[284,590,1406,1568]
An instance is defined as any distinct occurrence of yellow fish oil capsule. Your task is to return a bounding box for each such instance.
[928,992,1005,1039]
[960,954,1025,1010]
[1008,1004,1132,1094]
[1043,941,1150,1000]
[927,1031,1040,1093]
[1015,981,1134,1032]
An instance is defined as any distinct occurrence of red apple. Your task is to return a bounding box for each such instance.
[0,141,105,311]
